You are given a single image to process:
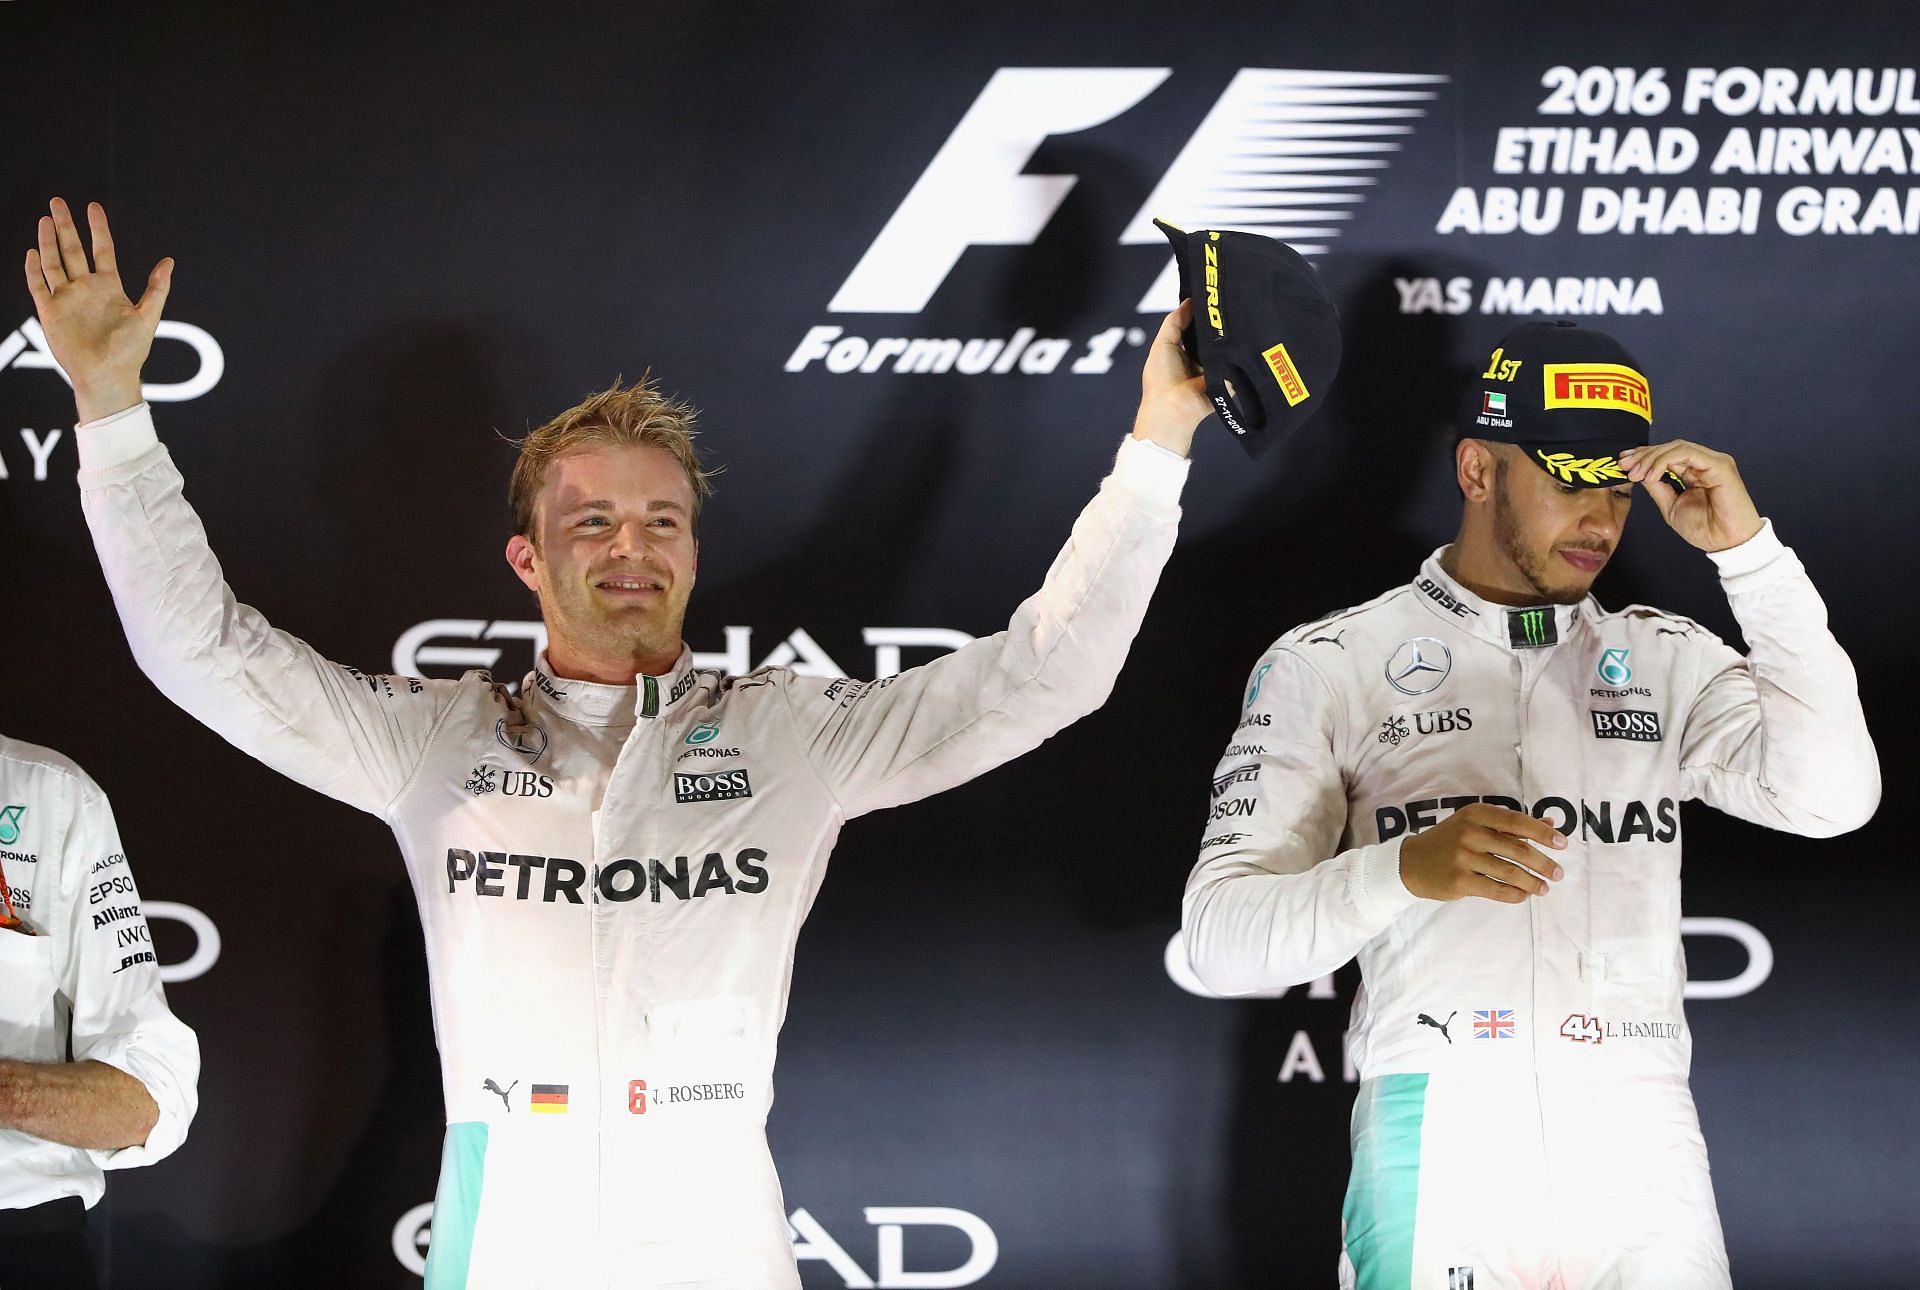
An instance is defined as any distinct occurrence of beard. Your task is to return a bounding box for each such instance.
[1492,459,1596,606]
[543,573,685,666]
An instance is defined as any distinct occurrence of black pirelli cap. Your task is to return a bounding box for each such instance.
[1154,219,1343,457]
[1465,321,1657,489]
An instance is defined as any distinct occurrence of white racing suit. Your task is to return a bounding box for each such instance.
[1183,532,1878,1290]
[78,404,1187,1289]
[0,736,200,1209]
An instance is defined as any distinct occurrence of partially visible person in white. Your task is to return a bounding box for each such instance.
[0,734,200,1289]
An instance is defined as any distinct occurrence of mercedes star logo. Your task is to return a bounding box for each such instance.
[1386,637,1453,696]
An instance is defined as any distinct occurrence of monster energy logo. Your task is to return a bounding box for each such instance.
[1507,608,1557,649]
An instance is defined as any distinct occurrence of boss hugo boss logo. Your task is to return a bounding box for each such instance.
[674,769,753,803]
[1592,709,1663,742]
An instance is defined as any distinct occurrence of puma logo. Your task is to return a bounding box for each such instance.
[483,1078,518,1112]
[1308,630,1347,650]
[1417,1011,1457,1044]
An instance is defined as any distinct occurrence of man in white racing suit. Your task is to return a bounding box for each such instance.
[1183,322,1878,1289]
[27,198,1212,1288]
[0,735,200,1288]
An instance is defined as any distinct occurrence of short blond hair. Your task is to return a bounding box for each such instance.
[509,376,716,538]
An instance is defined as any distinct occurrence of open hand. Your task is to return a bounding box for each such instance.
[23,198,172,423]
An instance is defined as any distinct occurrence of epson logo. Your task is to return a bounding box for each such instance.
[1592,709,1663,742]
[674,770,753,804]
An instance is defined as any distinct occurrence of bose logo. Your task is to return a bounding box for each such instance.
[1591,709,1663,742]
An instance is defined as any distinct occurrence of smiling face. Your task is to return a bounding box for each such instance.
[506,443,700,681]
[1454,441,1634,606]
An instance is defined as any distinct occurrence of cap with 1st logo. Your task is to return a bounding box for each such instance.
[1465,321,1663,490]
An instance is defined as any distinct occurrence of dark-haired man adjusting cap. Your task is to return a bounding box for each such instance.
[1181,319,1878,1288]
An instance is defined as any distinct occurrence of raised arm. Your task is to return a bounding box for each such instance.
[29,199,455,813]
[775,306,1209,819]
[1617,441,1880,835]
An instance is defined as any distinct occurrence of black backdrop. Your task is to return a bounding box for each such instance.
[3,3,1915,1286]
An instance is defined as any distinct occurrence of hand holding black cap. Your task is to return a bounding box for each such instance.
[1154,220,1343,457]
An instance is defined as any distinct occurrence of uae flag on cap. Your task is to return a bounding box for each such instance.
[1483,391,1507,415]
[529,1084,570,1115]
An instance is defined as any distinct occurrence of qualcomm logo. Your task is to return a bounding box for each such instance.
[394,620,975,683]
[391,1203,998,1286]
[147,901,222,984]
[825,66,1445,313]
[0,317,225,403]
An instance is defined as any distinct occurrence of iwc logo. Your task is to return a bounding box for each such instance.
[1385,638,1452,696]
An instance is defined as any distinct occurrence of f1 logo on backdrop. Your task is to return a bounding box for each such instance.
[789,67,1444,377]
[1,317,225,403]
[390,1204,998,1287]
[394,620,975,682]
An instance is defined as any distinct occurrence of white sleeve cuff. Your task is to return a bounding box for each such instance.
[1109,434,1190,510]
[1707,518,1784,579]
[75,402,161,475]
[1348,836,1421,928]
